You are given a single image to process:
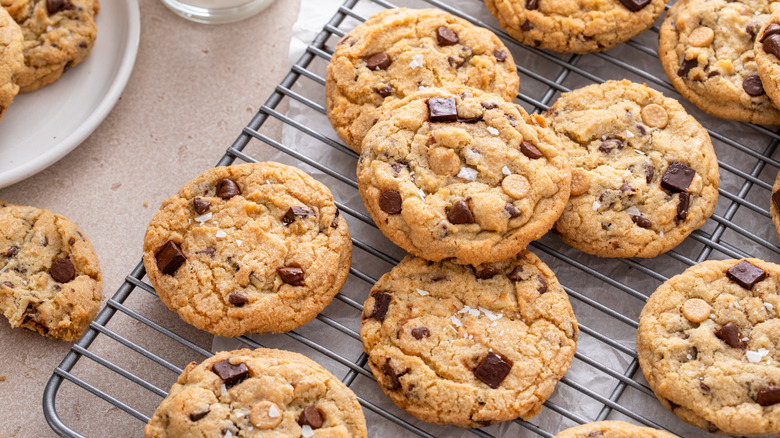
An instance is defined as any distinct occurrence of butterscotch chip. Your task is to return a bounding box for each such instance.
[502,174,530,199]
[682,298,711,323]
[428,147,461,176]
[250,401,283,429]
[688,26,714,47]
[641,104,669,128]
[570,168,590,196]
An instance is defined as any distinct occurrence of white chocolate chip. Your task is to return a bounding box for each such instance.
[570,169,590,196]
[502,174,530,199]
[688,26,715,47]
[428,147,461,176]
[641,104,669,129]
[682,298,711,323]
[250,401,283,429]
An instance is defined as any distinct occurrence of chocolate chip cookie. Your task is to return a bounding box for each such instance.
[145,348,368,438]
[0,7,22,121]
[755,10,780,108]
[0,201,102,341]
[637,258,780,436]
[357,85,571,265]
[361,252,578,428]
[547,80,719,258]
[771,169,780,242]
[142,162,352,337]
[484,0,668,54]
[553,421,678,437]
[2,0,99,92]
[326,7,519,153]
[659,0,780,124]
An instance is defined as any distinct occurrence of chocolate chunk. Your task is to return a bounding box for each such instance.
[298,406,323,429]
[3,246,17,257]
[620,184,634,194]
[714,321,744,349]
[278,267,304,286]
[676,192,690,221]
[382,358,402,390]
[331,208,340,229]
[411,327,431,340]
[190,409,209,421]
[644,164,655,184]
[481,102,499,110]
[196,247,216,257]
[427,98,458,123]
[743,75,765,96]
[447,201,474,224]
[494,50,507,62]
[458,115,483,124]
[726,260,767,290]
[507,265,524,281]
[228,293,249,307]
[283,206,312,225]
[661,161,695,193]
[379,190,402,215]
[215,178,241,199]
[631,215,652,228]
[366,53,391,70]
[476,267,500,279]
[156,241,186,276]
[50,258,75,283]
[773,190,780,212]
[47,0,72,15]
[677,57,698,77]
[193,197,211,214]
[757,385,780,406]
[448,56,465,68]
[599,139,624,154]
[526,0,539,10]
[521,20,533,31]
[618,0,651,11]
[474,352,512,389]
[537,275,548,294]
[2,281,13,289]
[505,202,522,218]
[369,291,392,322]
[520,141,543,159]
[436,26,459,46]
[212,359,249,385]
[376,85,393,97]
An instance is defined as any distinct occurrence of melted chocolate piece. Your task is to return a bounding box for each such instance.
[283,206,313,225]
[631,215,652,228]
[505,202,522,218]
[507,265,524,281]
[743,75,765,96]
[661,161,695,193]
[379,190,402,215]
[494,50,507,62]
[3,246,18,257]
[366,53,391,70]
[714,321,744,349]
[599,139,624,154]
[369,291,392,322]
[526,0,539,10]
[228,293,249,307]
[726,260,767,290]
[476,267,500,279]
[190,409,209,421]
[50,258,76,283]
[762,33,780,58]
[619,0,651,11]
[411,327,431,340]
[447,201,474,224]
[520,141,543,159]
[376,85,393,97]
[436,26,459,46]
[757,385,780,406]
[2,281,14,289]
[480,102,498,110]
[677,57,698,77]
[47,0,72,15]
[474,352,512,389]
[298,406,324,429]
[761,23,780,41]
[215,178,241,199]
[427,97,458,123]
[773,190,780,213]
[211,359,249,385]
[196,247,216,257]
[278,267,305,286]
[382,357,403,390]
[537,275,548,294]
[193,197,211,215]
[156,241,186,275]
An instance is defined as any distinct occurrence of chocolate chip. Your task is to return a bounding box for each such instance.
[193,197,211,214]
[757,385,780,406]
[228,293,249,307]
[620,184,634,194]
[458,115,483,124]
[494,50,507,62]
[375,85,393,97]
[50,258,75,283]
[382,358,402,390]
[196,247,216,256]
[526,0,539,10]
[190,409,209,421]
[283,206,312,225]
[474,352,512,389]
[505,202,522,218]
[2,281,13,289]
[331,208,340,229]
[3,246,17,257]
[700,382,710,393]
[520,141,543,159]
[369,291,392,322]
[677,57,698,78]
[481,102,499,110]
[762,23,780,41]
[676,192,690,221]
[743,75,765,96]
[631,215,652,228]
[46,0,72,15]
[773,190,780,212]
[211,359,249,385]
[707,70,721,78]
[599,139,624,154]
[447,201,474,224]
[714,321,744,349]
[278,267,304,286]
[747,23,761,41]
[379,190,402,215]
[366,53,391,70]
[661,161,695,193]
[447,56,464,68]
[537,275,548,294]
[411,327,431,340]
[521,21,533,31]
[427,97,458,123]
[476,267,500,279]
[156,241,186,276]
[507,265,524,281]
[726,260,767,290]
[644,164,655,184]
[436,26,459,46]
[68,238,75,246]
[298,406,323,429]
[619,0,651,11]
[215,178,241,199]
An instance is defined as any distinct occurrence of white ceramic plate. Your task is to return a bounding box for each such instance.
[0,0,141,189]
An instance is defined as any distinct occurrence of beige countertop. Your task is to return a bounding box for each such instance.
[0,0,301,436]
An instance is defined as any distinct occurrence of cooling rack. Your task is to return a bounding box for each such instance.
[43,0,780,437]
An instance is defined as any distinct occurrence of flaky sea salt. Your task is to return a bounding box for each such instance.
[220,384,227,396]
[746,348,769,363]
[416,288,429,296]
[626,206,642,217]
[479,306,502,321]
[409,54,424,69]
[623,170,631,177]
[765,302,774,312]
[450,316,463,327]
[487,127,499,136]
[301,425,314,438]
[502,166,511,176]
[592,201,601,211]
[223,431,232,438]
[195,212,212,223]
[236,240,242,247]
[634,149,645,155]
[457,167,478,181]
[468,308,479,317]
[626,130,635,138]
[418,188,426,200]
[216,230,227,238]
[268,405,280,418]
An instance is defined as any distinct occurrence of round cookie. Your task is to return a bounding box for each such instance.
[357,85,571,265]
[658,0,780,124]
[483,0,668,54]
[0,7,22,122]
[637,258,780,436]
[326,7,519,153]
[142,162,351,337]
[553,421,679,437]
[755,10,780,107]
[771,168,780,242]
[145,348,368,438]
[547,80,719,258]
[361,252,578,428]
[0,201,102,341]
[3,0,99,92]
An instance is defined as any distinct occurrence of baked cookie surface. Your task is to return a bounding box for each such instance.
[326,7,519,152]
[659,0,780,124]
[547,80,719,258]
[142,162,351,337]
[357,86,571,265]
[772,168,780,242]
[2,0,99,92]
[755,9,780,107]
[0,7,22,121]
[553,421,678,437]
[145,348,368,438]
[637,258,780,436]
[0,201,102,341]
[484,0,668,54]
[361,253,578,428]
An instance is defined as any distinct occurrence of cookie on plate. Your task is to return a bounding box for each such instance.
[2,0,99,92]
[326,7,519,153]
[357,85,571,265]
[755,10,780,107]
[553,421,678,437]
[0,201,102,341]
[484,0,668,54]
[142,162,351,337]
[546,80,719,258]
[0,7,22,121]
[145,348,368,438]
[637,258,780,436]
[658,0,780,124]
[361,253,578,428]
[771,169,780,242]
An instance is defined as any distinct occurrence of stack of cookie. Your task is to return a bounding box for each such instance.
[0,0,100,123]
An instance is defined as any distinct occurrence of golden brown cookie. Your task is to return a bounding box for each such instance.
[755,9,780,108]
[0,6,22,121]
[771,168,780,242]
[553,421,679,437]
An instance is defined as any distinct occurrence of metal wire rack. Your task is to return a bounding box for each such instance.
[43,0,780,437]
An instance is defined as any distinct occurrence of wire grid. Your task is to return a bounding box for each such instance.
[43,0,780,437]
